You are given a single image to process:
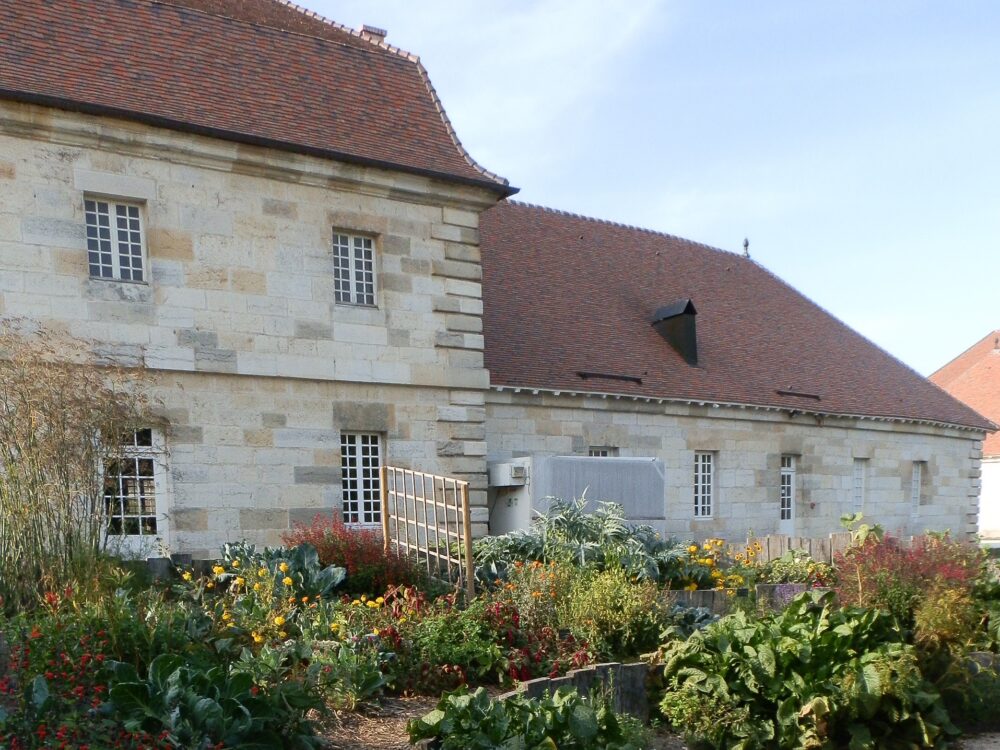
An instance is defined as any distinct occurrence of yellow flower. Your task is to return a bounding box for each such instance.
[252,632,264,643]
[206,582,215,589]
[258,568,268,578]
[373,628,380,636]
[685,583,698,591]
[235,577,245,586]
[181,571,193,582]
[361,595,368,603]
[705,558,715,567]
[282,576,293,586]
[687,545,698,554]
[702,543,712,551]
[351,600,361,607]
[330,623,340,632]
[212,565,225,576]
[279,562,289,573]
[366,600,378,608]
[231,560,240,569]
[278,631,287,638]
[273,615,285,626]
[754,542,763,551]
[221,611,232,621]
[253,583,261,592]
[398,617,407,625]
[375,596,384,604]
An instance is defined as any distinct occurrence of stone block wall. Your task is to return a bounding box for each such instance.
[486,391,983,541]
[0,100,496,553]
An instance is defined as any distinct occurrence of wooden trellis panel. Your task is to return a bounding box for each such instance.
[380,466,475,600]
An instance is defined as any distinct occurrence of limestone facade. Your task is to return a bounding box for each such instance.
[0,100,492,556]
[485,390,983,541]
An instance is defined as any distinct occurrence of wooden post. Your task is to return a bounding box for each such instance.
[380,465,390,556]
[461,482,475,601]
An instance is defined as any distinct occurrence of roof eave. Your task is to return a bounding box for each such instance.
[0,89,519,198]
[491,384,995,434]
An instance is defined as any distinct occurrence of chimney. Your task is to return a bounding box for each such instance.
[651,299,698,366]
[359,24,387,43]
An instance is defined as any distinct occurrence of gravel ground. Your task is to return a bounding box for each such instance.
[962,735,1000,749]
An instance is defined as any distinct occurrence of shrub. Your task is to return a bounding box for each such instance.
[473,499,720,588]
[0,324,151,615]
[560,567,674,657]
[659,591,957,749]
[282,514,426,595]
[757,548,835,587]
[834,533,981,625]
[407,685,649,750]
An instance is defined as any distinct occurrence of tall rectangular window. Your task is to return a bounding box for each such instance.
[780,455,795,521]
[341,433,382,525]
[105,429,162,536]
[85,199,145,282]
[853,458,867,511]
[911,461,925,511]
[694,451,714,518]
[333,232,376,306]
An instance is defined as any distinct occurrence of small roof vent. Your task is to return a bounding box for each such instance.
[651,299,698,366]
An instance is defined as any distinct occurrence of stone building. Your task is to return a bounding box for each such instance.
[931,332,1000,541]
[0,0,991,556]
[480,203,992,540]
[0,0,512,557]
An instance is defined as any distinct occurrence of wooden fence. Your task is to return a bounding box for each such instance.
[734,531,854,564]
[380,466,475,600]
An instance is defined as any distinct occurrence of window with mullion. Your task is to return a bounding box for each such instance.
[341,433,382,525]
[333,231,376,305]
[105,429,160,536]
[694,451,714,517]
[780,455,795,521]
[85,199,145,282]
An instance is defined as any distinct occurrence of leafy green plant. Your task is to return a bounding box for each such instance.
[560,566,673,657]
[757,548,835,587]
[407,685,649,750]
[659,591,957,749]
[107,653,323,749]
[219,541,347,599]
[474,499,713,587]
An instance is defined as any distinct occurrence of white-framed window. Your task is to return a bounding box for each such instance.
[780,455,795,521]
[694,451,714,518]
[588,446,619,457]
[85,198,146,282]
[104,429,163,536]
[333,232,376,306]
[852,458,867,511]
[911,461,925,512]
[341,433,382,525]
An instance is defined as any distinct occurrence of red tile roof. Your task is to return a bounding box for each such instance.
[930,332,1000,454]
[0,0,511,193]
[481,201,994,432]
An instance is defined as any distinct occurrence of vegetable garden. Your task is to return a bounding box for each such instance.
[3,499,1000,749]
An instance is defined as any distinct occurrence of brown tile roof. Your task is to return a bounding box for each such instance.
[481,201,994,432]
[0,0,511,193]
[930,332,1000,453]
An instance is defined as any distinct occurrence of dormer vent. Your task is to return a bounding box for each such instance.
[652,299,698,365]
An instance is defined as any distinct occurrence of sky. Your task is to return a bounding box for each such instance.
[312,0,1000,376]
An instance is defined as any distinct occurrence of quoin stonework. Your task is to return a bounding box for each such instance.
[0,0,992,557]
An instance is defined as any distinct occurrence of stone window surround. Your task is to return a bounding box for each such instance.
[332,229,379,308]
[75,169,156,285]
[104,427,169,552]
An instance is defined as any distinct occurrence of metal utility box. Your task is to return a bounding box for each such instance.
[488,455,667,535]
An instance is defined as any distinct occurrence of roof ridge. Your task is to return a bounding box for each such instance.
[505,200,740,257]
[271,0,419,61]
[274,0,509,187]
[929,328,1000,379]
